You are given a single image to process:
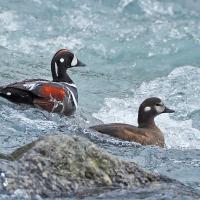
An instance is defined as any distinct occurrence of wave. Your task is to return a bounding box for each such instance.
[93,66,200,149]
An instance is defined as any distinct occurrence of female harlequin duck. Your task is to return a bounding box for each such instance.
[90,97,175,147]
[0,49,85,116]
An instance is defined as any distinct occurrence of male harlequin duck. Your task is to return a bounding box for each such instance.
[90,97,175,147]
[0,49,85,116]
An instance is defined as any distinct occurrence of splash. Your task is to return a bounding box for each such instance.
[93,66,200,149]
[0,11,20,32]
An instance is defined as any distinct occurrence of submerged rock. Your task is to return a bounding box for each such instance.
[0,134,199,199]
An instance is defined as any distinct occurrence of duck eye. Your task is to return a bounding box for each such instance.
[155,103,161,106]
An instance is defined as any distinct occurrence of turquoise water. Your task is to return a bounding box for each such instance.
[0,0,200,199]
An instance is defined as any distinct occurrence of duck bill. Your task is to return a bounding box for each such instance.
[163,107,175,113]
[75,59,86,67]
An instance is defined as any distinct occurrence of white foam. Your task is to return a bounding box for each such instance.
[93,66,200,149]
[139,0,174,16]
[32,0,42,4]
[0,11,20,31]
[0,106,56,131]
[14,36,83,54]
[12,189,30,199]
[117,0,136,12]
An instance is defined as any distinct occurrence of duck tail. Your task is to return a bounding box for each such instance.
[0,85,5,94]
[0,86,9,98]
[0,86,3,94]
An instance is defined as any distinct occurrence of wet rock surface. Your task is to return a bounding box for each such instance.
[0,134,199,199]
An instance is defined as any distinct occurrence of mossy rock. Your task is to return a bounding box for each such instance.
[0,134,199,199]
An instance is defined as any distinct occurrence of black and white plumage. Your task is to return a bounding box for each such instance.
[0,49,85,116]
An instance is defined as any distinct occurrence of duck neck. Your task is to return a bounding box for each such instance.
[138,112,157,129]
[51,61,73,83]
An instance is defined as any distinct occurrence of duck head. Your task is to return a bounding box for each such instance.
[138,97,174,128]
[51,49,85,82]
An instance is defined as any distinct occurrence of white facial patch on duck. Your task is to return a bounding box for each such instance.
[60,58,64,63]
[55,62,58,77]
[144,106,151,112]
[71,54,78,66]
[155,104,165,113]
[6,92,11,96]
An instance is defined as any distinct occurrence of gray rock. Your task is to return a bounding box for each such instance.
[0,134,199,199]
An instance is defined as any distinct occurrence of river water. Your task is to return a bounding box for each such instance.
[0,0,200,199]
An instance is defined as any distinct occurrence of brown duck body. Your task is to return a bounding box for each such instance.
[90,123,164,147]
[90,97,174,148]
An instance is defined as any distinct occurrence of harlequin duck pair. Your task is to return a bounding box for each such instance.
[0,49,175,148]
[0,49,85,116]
